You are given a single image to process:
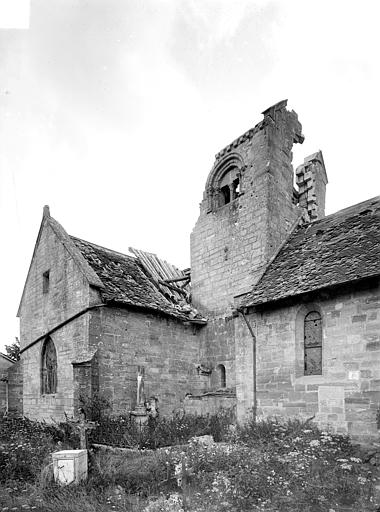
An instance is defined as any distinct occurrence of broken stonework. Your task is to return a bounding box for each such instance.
[296,151,328,221]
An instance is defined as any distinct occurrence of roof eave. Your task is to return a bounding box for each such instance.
[244,274,380,310]
[105,299,207,325]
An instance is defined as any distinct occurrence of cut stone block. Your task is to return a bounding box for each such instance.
[52,449,88,485]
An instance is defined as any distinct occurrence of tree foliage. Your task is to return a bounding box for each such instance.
[5,337,20,361]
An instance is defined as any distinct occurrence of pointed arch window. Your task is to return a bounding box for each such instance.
[41,337,57,394]
[304,311,322,375]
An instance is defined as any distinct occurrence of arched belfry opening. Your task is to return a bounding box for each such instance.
[191,100,305,313]
[206,153,245,212]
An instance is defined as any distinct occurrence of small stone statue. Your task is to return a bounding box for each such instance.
[146,396,159,419]
[137,366,145,405]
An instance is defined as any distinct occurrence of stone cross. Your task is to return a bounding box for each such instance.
[137,366,145,405]
[69,409,97,450]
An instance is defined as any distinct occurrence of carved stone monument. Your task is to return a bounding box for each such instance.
[130,366,148,424]
[52,449,88,485]
[68,408,97,450]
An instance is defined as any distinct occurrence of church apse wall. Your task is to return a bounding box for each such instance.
[183,316,237,416]
[236,280,380,442]
[88,306,204,417]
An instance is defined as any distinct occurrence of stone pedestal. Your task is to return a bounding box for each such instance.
[52,449,88,485]
[130,404,148,425]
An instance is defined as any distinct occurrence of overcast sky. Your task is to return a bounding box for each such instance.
[1,0,379,352]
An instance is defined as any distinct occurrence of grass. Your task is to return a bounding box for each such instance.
[0,414,379,511]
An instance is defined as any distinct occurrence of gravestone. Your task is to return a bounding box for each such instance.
[52,449,88,485]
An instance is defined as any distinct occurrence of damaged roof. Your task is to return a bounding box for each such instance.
[71,236,204,323]
[241,196,380,308]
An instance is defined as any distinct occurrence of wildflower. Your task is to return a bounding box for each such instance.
[340,463,352,470]
[350,457,362,463]
[358,476,367,485]
[336,458,348,463]
[174,462,182,487]
[309,440,320,447]
[303,429,312,433]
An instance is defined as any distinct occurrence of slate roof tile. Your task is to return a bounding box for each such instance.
[241,196,380,307]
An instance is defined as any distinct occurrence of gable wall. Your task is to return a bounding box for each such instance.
[19,222,91,348]
[87,307,204,416]
[235,280,380,442]
[19,222,92,420]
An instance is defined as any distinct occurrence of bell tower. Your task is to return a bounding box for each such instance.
[190,100,305,315]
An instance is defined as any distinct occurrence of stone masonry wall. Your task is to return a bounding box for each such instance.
[183,394,236,416]
[19,221,91,348]
[0,356,14,414]
[198,316,236,391]
[22,315,89,421]
[88,307,204,417]
[8,359,23,416]
[19,220,92,420]
[191,101,304,316]
[235,279,380,442]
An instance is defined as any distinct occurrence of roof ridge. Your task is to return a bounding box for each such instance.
[309,195,380,226]
[47,217,104,289]
[240,195,380,308]
[70,236,136,262]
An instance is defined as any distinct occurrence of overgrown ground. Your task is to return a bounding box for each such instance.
[1,412,379,512]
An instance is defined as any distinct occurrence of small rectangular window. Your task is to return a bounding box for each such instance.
[43,270,50,294]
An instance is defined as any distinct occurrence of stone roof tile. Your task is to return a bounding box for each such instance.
[241,196,380,307]
[71,237,204,322]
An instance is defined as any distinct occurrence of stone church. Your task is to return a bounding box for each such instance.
[17,100,380,441]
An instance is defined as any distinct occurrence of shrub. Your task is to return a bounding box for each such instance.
[90,414,139,448]
[89,450,176,497]
[162,418,375,511]
[90,408,235,449]
[79,392,111,422]
[0,416,78,483]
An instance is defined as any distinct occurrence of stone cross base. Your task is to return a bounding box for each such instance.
[52,449,88,485]
[130,404,148,425]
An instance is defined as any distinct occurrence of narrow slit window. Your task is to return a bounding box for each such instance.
[43,270,50,294]
[216,364,226,388]
[304,311,322,375]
